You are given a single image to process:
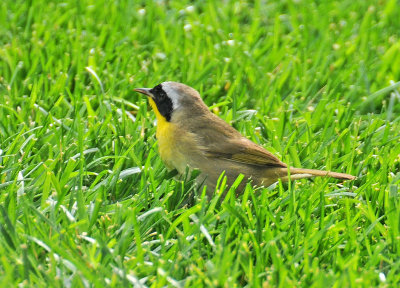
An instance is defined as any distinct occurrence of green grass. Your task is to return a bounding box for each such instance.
[1,0,400,286]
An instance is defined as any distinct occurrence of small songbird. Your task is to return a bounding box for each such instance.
[134,82,355,193]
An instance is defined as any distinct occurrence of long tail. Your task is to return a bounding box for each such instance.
[280,167,356,182]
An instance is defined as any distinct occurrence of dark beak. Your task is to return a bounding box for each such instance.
[134,88,153,98]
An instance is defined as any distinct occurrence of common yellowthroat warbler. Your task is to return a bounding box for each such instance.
[134,82,355,192]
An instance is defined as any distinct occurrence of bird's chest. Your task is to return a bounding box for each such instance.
[156,121,188,173]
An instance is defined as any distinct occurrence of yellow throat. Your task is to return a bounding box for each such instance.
[148,98,175,166]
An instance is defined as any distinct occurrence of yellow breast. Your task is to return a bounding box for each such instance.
[156,122,175,167]
[148,98,181,169]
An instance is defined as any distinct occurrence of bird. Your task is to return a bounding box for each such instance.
[134,82,355,194]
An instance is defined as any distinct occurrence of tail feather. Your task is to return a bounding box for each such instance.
[288,167,356,180]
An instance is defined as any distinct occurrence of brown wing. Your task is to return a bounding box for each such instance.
[180,109,287,168]
[203,137,287,167]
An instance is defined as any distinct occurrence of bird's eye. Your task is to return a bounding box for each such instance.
[150,84,165,99]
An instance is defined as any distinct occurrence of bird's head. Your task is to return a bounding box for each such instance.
[134,81,206,122]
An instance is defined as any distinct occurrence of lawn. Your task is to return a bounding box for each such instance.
[1,0,400,286]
